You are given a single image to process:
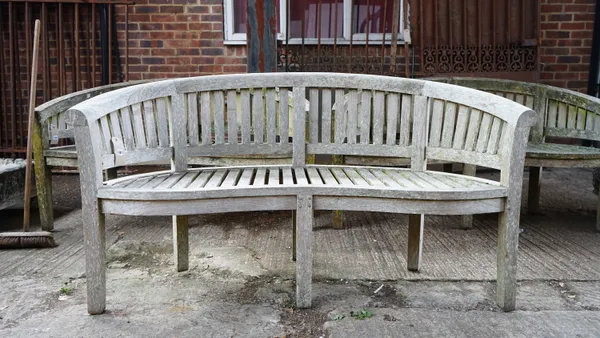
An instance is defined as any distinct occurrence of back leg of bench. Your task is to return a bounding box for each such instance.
[459,164,477,229]
[296,195,313,308]
[83,201,106,315]
[173,215,189,271]
[596,197,600,232]
[496,207,519,312]
[292,210,296,261]
[527,167,542,213]
[32,120,54,231]
[407,214,424,271]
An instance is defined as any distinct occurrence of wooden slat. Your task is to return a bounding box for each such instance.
[294,167,309,185]
[524,95,534,109]
[487,118,503,154]
[108,111,123,144]
[187,93,199,146]
[399,94,412,146]
[227,90,238,144]
[267,167,280,185]
[200,91,212,145]
[334,89,346,144]
[221,168,241,187]
[321,89,332,144]
[279,88,290,144]
[346,90,358,144]
[567,104,577,129]
[557,102,568,129]
[585,109,594,131]
[452,105,469,150]
[306,167,323,185]
[546,100,558,128]
[237,168,255,187]
[282,167,294,185]
[253,168,267,186]
[126,176,154,189]
[139,174,170,189]
[266,89,277,144]
[240,89,252,144]
[131,103,147,149]
[309,88,319,143]
[359,91,372,144]
[142,100,158,148]
[119,107,135,150]
[214,91,225,144]
[386,170,421,189]
[356,168,386,187]
[386,93,400,145]
[342,167,369,186]
[372,91,384,144]
[155,172,187,189]
[163,171,198,189]
[463,109,483,151]
[440,102,457,148]
[369,168,402,188]
[475,113,493,153]
[329,168,353,185]
[99,118,112,153]
[155,98,170,147]
[204,169,227,188]
[317,167,338,185]
[429,99,444,147]
[253,89,264,143]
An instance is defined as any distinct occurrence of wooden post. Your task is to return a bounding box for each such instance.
[246,0,278,73]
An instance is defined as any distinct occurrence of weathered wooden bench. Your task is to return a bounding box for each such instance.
[32,80,152,231]
[66,73,536,315]
[431,77,600,230]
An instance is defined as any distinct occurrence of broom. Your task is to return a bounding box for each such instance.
[0,19,56,249]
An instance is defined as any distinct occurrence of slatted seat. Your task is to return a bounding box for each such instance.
[66,73,536,315]
[98,165,507,204]
[526,143,600,161]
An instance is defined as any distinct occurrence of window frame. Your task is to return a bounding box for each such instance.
[223,0,405,45]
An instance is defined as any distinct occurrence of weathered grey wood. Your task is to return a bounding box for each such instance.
[440,102,457,148]
[528,167,542,213]
[266,89,277,144]
[372,91,384,144]
[200,92,212,145]
[386,93,399,145]
[99,117,112,154]
[347,90,358,144]
[240,89,252,144]
[399,94,412,146]
[214,91,225,145]
[429,99,444,147]
[143,100,158,148]
[119,107,135,150]
[463,109,483,152]
[407,214,424,271]
[279,88,290,144]
[227,90,238,144]
[459,164,477,229]
[293,87,307,167]
[156,97,170,147]
[411,96,428,171]
[320,89,332,144]
[171,94,188,172]
[309,88,319,143]
[253,89,265,143]
[187,93,200,146]
[296,194,313,308]
[360,91,372,144]
[334,89,346,144]
[32,116,54,231]
[131,103,147,149]
[173,215,189,271]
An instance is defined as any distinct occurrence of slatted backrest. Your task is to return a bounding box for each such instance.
[542,87,600,141]
[35,80,152,147]
[421,81,537,170]
[66,80,175,169]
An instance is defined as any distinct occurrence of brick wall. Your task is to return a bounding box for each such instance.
[115,0,247,81]
[539,0,596,92]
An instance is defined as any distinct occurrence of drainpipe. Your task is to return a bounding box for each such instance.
[246,0,278,73]
[100,4,109,85]
[587,0,600,97]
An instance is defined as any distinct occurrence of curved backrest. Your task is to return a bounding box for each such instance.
[428,77,600,144]
[35,80,154,145]
[67,73,536,177]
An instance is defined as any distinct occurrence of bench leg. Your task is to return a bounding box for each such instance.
[83,201,106,315]
[173,215,189,272]
[496,208,519,312]
[596,196,600,232]
[407,214,424,271]
[459,164,477,229]
[527,167,542,213]
[292,210,296,261]
[33,121,54,231]
[296,195,313,308]
[105,168,118,180]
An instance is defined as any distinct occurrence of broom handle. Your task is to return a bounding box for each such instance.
[23,19,41,232]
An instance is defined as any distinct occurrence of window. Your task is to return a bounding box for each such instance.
[223,0,404,44]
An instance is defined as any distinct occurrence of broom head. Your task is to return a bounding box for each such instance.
[0,232,57,249]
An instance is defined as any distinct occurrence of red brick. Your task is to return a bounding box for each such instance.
[548,14,573,21]
[160,6,185,13]
[556,55,581,63]
[560,22,585,30]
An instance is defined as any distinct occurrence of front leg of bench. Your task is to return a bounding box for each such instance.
[459,164,477,229]
[407,214,424,271]
[296,194,313,308]
[173,215,189,271]
[32,119,54,231]
[527,167,542,213]
[83,200,106,315]
[497,206,519,312]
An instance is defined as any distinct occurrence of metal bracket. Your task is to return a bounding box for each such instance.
[50,124,59,145]
[111,137,126,166]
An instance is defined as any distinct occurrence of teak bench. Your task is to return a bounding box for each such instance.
[66,73,536,315]
[431,78,600,230]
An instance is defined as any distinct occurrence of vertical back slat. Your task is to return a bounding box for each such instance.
[131,103,147,149]
[440,102,457,148]
[309,88,319,143]
[292,87,307,166]
[266,89,277,144]
[187,93,199,146]
[108,111,123,143]
[399,94,411,146]
[227,90,238,144]
[279,88,290,144]
[463,109,483,151]
[475,113,493,153]
[214,91,225,144]
[486,117,503,154]
[557,102,567,128]
[411,96,428,171]
[585,109,595,131]
[346,90,358,144]
[321,89,332,144]
[577,108,586,130]
[253,89,265,143]
[372,91,384,144]
[452,105,470,150]
[240,89,251,144]
[334,89,346,143]
[566,105,577,129]
[119,107,135,150]
[385,93,399,145]
[155,98,170,147]
[546,100,558,128]
[428,99,444,147]
[359,91,372,144]
[143,100,158,148]
[524,95,534,109]
[200,92,211,145]
[99,117,112,153]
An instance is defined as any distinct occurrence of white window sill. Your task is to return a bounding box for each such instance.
[224,39,408,46]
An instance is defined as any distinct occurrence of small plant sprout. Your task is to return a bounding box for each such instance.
[60,287,72,295]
